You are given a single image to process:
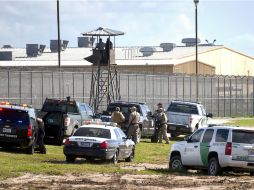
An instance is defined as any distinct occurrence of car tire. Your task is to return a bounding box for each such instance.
[26,143,35,155]
[169,155,184,171]
[125,147,135,162]
[111,150,119,164]
[66,155,76,163]
[208,157,222,176]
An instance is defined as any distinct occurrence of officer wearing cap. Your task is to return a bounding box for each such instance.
[151,103,169,143]
[158,108,169,144]
[111,107,125,128]
[127,106,140,144]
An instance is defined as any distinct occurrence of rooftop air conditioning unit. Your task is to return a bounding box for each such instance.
[160,43,176,52]
[50,40,62,52]
[26,44,39,57]
[0,51,13,61]
[139,47,156,57]
[182,38,200,47]
[62,40,69,50]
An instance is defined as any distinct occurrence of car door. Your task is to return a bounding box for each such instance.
[200,129,214,166]
[113,128,125,158]
[182,129,204,166]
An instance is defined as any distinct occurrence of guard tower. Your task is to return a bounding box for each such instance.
[82,27,124,112]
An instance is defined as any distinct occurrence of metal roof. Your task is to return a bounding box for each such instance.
[82,27,124,36]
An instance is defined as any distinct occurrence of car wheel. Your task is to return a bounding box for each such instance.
[26,143,35,155]
[125,147,135,162]
[66,155,76,163]
[169,155,184,171]
[208,157,222,176]
[111,150,119,164]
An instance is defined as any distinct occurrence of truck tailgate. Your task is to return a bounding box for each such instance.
[166,111,190,126]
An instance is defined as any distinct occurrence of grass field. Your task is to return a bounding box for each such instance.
[226,118,254,126]
[0,139,172,180]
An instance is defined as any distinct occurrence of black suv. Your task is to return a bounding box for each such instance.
[101,101,154,142]
[0,102,38,154]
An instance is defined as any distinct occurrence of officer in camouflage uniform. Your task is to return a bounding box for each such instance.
[158,108,169,144]
[127,106,140,144]
[111,107,125,128]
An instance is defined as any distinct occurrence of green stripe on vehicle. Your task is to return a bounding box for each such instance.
[200,142,209,166]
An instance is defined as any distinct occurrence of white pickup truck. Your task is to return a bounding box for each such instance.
[165,100,213,137]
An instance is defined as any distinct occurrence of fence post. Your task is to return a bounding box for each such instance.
[229,78,232,117]
[217,77,219,117]
[19,71,21,104]
[83,72,85,103]
[247,77,249,116]
[224,77,226,117]
[72,72,75,99]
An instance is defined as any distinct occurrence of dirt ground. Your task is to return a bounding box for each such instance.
[1,163,254,190]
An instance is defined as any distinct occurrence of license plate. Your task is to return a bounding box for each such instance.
[79,142,92,147]
[2,128,12,133]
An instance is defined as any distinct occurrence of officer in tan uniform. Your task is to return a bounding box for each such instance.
[111,107,125,127]
[158,108,169,144]
[127,106,140,144]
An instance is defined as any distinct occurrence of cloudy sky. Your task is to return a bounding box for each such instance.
[0,0,254,57]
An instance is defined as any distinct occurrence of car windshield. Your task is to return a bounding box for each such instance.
[232,130,254,144]
[167,103,198,114]
[107,104,141,116]
[0,108,29,124]
[42,100,78,113]
[74,127,111,139]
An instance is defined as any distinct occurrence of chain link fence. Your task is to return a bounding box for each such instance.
[0,71,253,117]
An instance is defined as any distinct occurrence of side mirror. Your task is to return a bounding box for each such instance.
[184,135,190,142]
[122,136,128,140]
[206,113,213,118]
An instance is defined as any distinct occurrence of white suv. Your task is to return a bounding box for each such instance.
[169,125,254,175]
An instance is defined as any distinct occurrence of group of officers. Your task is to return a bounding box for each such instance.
[36,102,169,155]
[111,103,169,144]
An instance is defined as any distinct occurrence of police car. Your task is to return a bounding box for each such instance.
[169,125,254,175]
[63,121,135,163]
[0,102,38,154]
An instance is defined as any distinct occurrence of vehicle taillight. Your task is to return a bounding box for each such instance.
[64,117,71,126]
[189,117,193,125]
[99,141,108,149]
[27,124,33,137]
[0,108,3,111]
[64,138,71,145]
[225,142,232,155]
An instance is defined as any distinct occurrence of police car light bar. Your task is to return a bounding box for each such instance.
[0,102,33,109]
[83,120,117,127]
